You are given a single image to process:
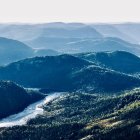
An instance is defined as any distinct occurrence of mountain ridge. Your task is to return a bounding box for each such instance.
[0,53,139,93]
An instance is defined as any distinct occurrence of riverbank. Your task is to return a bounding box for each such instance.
[0,92,61,128]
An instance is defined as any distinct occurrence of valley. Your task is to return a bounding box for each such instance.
[0,22,140,140]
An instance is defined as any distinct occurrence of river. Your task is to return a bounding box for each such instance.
[0,92,61,128]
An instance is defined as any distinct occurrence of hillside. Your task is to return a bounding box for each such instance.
[0,54,139,93]
[72,65,140,93]
[77,51,140,74]
[0,81,44,119]
[1,89,140,139]
[80,89,140,140]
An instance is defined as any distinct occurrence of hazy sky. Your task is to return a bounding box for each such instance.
[0,0,139,23]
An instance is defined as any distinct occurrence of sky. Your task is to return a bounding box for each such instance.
[0,0,139,23]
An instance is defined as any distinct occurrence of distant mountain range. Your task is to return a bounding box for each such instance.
[0,36,140,66]
[41,26,102,38]
[0,37,33,65]
[92,24,137,43]
[0,37,61,65]
[1,23,140,61]
[64,37,140,54]
[25,36,140,55]
[1,22,140,44]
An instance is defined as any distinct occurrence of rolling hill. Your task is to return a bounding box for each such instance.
[0,54,139,93]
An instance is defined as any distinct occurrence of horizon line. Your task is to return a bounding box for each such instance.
[0,21,140,25]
